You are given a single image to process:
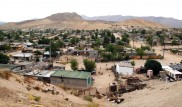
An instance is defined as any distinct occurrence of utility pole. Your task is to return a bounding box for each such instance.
[50,40,52,64]
[163,38,165,59]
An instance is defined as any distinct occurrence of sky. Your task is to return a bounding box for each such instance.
[0,0,182,22]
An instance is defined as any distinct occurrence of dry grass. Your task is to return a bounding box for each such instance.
[0,69,12,80]
[87,102,99,107]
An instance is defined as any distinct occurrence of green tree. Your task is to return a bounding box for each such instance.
[70,59,78,71]
[144,59,162,76]
[55,40,64,48]
[70,37,79,45]
[0,44,11,53]
[121,36,130,44]
[34,50,42,56]
[0,53,9,64]
[111,34,116,43]
[146,36,153,46]
[94,38,101,46]
[38,37,50,44]
[106,44,115,53]
[83,59,96,72]
[103,36,110,46]
[136,48,145,59]
[45,42,60,57]
[141,29,146,35]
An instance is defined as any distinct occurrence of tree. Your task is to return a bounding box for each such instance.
[106,44,115,53]
[103,36,110,46]
[0,53,9,64]
[34,50,42,56]
[70,59,78,71]
[111,34,116,43]
[136,48,145,58]
[146,36,153,46]
[144,59,162,76]
[55,40,64,48]
[70,37,79,45]
[121,36,130,44]
[83,59,96,72]
[0,44,11,53]
[45,42,60,57]
[38,37,50,44]
[141,29,146,35]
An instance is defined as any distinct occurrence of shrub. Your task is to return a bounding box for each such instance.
[33,86,40,91]
[170,49,178,54]
[144,59,162,76]
[70,59,78,71]
[83,59,96,72]
[130,60,135,66]
[0,53,9,64]
[84,95,93,102]
[34,96,41,102]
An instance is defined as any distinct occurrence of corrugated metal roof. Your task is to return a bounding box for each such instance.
[51,70,91,79]
[118,61,133,68]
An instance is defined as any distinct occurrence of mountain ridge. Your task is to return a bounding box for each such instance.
[0,12,167,30]
[82,15,182,28]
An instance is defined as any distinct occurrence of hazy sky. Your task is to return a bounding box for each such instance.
[0,0,182,22]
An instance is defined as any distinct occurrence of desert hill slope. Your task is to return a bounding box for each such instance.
[0,69,88,107]
[118,18,167,28]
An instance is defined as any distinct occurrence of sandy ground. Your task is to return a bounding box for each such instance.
[131,41,182,68]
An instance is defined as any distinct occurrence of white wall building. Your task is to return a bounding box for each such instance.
[115,62,134,76]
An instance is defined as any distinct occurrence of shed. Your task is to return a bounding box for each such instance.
[50,70,92,89]
[115,61,134,76]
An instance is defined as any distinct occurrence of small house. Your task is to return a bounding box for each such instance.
[12,53,33,61]
[50,70,92,89]
[115,61,134,76]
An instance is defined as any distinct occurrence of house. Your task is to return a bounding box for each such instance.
[67,47,98,58]
[12,53,33,61]
[50,70,92,89]
[115,61,134,76]
[77,41,92,48]
[23,42,33,48]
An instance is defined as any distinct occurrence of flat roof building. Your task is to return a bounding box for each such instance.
[50,70,92,89]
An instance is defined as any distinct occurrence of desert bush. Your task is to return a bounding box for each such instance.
[28,94,41,102]
[34,96,41,102]
[130,60,135,66]
[0,70,12,80]
[33,86,40,91]
[84,95,93,102]
[24,77,34,84]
